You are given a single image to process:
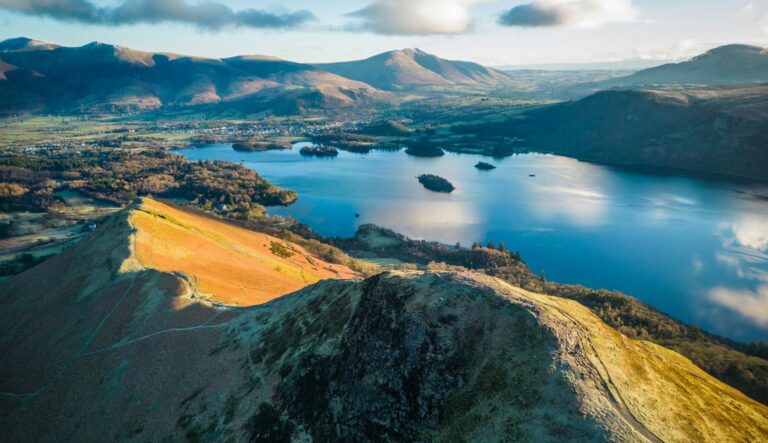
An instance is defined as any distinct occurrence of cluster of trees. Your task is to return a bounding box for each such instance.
[311,132,381,154]
[0,149,297,214]
[334,225,530,279]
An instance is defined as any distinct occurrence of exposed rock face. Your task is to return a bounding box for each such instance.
[262,274,580,442]
[1,204,767,442]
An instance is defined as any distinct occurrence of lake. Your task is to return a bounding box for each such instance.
[180,143,768,342]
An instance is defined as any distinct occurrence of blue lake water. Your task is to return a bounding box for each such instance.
[180,143,768,342]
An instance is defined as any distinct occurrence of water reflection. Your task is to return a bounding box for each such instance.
[708,286,768,328]
[707,215,768,329]
[179,144,768,341]
[526,184,608,226]
[721,215,768,251]
[366,199,482,242]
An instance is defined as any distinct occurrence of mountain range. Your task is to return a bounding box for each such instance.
[2,38,768,116]
[0,37,391,115]
[1,198,766,441]
[0,38,509,115]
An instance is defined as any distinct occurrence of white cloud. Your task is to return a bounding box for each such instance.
[761,14,768,34]
[499,0,639,28]
[709,285,768,328]
[741,2,755,14]
[347,0,482,35]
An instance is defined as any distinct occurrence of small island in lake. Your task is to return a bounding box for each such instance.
[475,161,496,170]
[417,174,455,193]
[232,140,290,152]
[405,141,445,157]
[300,145,339,157]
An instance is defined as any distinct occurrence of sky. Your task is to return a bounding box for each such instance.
[0,0,767,66]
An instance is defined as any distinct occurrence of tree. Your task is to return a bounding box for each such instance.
[487,241,496,250]
[498,241,508,253]
[454,242,461,250]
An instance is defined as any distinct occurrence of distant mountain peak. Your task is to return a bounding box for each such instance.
[0,37,61,52]
[399,48,425,56]
[702,43,765,54]
[691,44,767,62]
[604,43,768,87]
[319,48,508,91]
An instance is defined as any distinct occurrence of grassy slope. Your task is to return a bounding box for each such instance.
[486,276,768,442]
[131,199,359,305]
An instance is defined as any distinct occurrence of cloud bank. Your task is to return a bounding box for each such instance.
[499,0,638,28]
[0,0,315,31]
[348,0,481,35]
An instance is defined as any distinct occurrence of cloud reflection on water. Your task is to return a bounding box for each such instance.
[708,215,768,328]
[721,215,768,252]
[708,286,768,328]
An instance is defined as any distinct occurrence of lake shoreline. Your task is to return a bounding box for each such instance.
[178,143,768,342]
[178,142,768,185]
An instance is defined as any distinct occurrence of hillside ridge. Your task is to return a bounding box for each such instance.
[1,199,766,441]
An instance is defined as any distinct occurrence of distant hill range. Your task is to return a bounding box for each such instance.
[454,85,768,179]
[0,38,508,115]
[603,44,768,87]
[2,197,766,441]
[317,48,509,91]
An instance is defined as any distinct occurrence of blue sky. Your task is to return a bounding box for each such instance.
[1,0,767,65]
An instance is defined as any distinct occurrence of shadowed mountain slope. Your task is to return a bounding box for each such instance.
[319,48,509,91]
[1,200,766,441]
[454,85,768,179]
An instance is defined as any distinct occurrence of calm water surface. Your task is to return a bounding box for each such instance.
[180,143,768,341]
